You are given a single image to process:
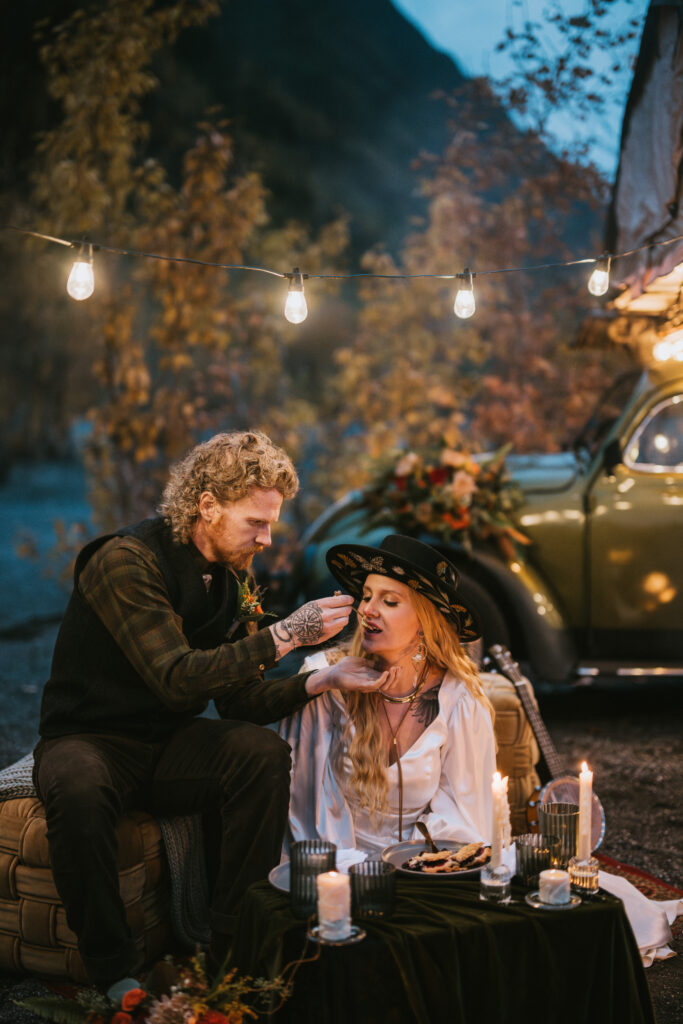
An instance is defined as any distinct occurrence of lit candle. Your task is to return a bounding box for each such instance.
[316,871,351,940]
[490,771,508,868]
[539,868,570,905]
[577,761,593,862]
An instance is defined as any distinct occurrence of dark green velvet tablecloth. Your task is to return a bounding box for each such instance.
[231,878,654,1024]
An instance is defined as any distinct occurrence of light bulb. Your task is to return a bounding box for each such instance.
[587,255,611,297]
[67,243,94,300]
[454,267,475,319]
[284,267,308,324]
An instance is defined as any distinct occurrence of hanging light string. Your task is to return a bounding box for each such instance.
[6,224,683,323]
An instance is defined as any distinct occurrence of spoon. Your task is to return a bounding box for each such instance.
[416,820,439,854]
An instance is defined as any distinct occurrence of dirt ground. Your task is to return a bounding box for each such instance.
[0,624,681,1023]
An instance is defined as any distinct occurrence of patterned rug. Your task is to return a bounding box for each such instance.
[596,852,683,937]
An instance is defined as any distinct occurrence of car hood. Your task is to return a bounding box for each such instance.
[504,451,581,493]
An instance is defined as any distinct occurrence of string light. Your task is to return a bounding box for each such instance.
[587,253,611,297]
[284,267,308,324]
[653,328,683,362]
[453,267,475,319]
[66,241,94,300]
[7,225,683,326]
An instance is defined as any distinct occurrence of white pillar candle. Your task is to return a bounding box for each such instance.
[539,869,570,905]
[490,771,505,868]
[316,871,352,940]
[577,761,593,862]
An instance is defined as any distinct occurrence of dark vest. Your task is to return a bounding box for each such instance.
[39,517,238,742]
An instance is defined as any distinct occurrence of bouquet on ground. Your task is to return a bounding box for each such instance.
[362,443,530,559]
[17,952,293,1024]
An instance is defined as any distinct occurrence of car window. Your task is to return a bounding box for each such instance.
[624,395,683,471]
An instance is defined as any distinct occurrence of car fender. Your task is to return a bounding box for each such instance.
[445,547,577,683]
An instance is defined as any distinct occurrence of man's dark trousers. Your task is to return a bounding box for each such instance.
[34,717,291,985]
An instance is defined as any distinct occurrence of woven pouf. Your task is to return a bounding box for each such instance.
[0,796,175,983]
[481,672,541,835]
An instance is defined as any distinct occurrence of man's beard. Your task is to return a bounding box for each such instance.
[224,545,263,571]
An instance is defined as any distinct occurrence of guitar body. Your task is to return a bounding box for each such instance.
[527,774,606,851]
[488,645,606,854]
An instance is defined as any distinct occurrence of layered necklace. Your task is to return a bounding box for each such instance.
[379,660,430,840]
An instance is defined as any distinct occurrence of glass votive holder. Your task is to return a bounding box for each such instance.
[514,833,561,888]
[568,856,600,897]
[290,839,337,919]
[349,860,397,920]
[479,863,511,903]
[537,802,579,869]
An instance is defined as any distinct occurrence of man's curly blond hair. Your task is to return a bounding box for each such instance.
[158,431,299,543]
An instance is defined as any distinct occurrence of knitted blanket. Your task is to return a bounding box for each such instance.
[0,753,210,949]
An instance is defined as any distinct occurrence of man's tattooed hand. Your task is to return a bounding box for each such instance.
[275,602,325,647]
[269,594,353,658]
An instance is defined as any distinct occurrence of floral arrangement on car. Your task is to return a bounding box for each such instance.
[362,444,530,559]
[17,952,294,1024]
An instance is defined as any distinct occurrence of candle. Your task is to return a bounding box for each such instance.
[539,868,570,905]
[490,771,509,869]
[577,761,593,862]
[316,871,351,940]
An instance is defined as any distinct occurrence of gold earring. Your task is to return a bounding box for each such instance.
[412,637,426,664]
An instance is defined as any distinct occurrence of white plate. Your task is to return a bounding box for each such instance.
[381,839,488,878]
[268,862,290,893]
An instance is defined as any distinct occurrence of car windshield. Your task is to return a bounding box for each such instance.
[572,370,641,458]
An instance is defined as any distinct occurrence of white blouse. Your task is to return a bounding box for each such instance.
[278,654,497,856]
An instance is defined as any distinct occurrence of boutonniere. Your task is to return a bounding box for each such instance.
[227,577,275,638]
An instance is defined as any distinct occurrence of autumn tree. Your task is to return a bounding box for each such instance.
[26,0,348,539]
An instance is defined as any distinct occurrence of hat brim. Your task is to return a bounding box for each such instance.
[326,543,481,642]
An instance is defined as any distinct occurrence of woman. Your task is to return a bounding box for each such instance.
[279,534,497,855]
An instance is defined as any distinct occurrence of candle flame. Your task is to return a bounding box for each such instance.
[581,761,589,773]
[493,770,501,784]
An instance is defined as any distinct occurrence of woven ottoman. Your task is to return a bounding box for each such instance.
[481,671,541,835]
[0,796,175,983]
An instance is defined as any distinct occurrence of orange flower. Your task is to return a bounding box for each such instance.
[197,1011,231,1024]
[121,989,147,1012]
[111,1013,133,1024]
[442,511,471,530]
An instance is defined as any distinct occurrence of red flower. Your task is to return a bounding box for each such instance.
[427,467,448,485]
[197,1011,231,1024]
[394,476,407,491]
[121,989,147,1012]
[111,1013,133,1024]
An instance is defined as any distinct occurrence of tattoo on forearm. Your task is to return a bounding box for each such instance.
[278,603,325,646]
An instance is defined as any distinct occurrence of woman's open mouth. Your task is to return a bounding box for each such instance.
[363,623,381,635]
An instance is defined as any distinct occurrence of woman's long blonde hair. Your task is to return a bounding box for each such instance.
[331,588,493,822]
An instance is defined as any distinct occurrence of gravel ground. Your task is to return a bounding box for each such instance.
[0,625,681,1023]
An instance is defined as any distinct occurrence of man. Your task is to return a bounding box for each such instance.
[34,431,387,995]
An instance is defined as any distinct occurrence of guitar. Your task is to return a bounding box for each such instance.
[488,644,606,852]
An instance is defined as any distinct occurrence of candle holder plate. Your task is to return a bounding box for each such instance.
[524,891,582,910]
[307,924,367,946]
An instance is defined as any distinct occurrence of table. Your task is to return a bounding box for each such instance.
[231,878,654,1024]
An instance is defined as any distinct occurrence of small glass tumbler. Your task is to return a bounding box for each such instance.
[514,833,561,888]
[290,839,337,919]
[568,855,600,897]
[537,803,579,869]
[349,860,397,920]
[479,863,511,903]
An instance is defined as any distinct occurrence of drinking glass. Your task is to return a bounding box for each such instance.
[349,860,396,920]
[537,803,579,869]
[514,833,561,887]
[289,840,337,918]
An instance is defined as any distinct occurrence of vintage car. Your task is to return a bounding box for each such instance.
[296,362,683,683]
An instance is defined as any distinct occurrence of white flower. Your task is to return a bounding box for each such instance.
[451,470,478,501]
[394,452,421,476]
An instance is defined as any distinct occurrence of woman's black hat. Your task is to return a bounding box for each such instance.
[326,534,481,641]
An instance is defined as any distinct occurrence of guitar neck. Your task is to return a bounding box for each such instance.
[488,645,564,780]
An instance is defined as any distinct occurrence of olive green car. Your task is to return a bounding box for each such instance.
[297,363,683,683]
